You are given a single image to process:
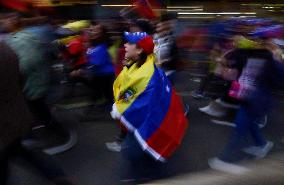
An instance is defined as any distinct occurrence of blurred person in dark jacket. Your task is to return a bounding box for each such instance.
[3,13,53,127]
[0,40,32,185]
[0,41,75,185]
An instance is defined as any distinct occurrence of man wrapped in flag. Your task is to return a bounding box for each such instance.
[111,32,188,164]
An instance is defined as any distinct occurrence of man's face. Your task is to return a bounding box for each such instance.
[124,42,142,60]
[87,24,102,41]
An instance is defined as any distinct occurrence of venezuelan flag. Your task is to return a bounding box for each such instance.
[111,54,188,162]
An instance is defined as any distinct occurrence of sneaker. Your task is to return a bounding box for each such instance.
[243,141,274,159]
[199,104,226,117]
[105,141,122,152]
[208,157,249,175]
[199,105,210,112]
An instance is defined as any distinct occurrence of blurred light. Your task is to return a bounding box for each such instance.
[241,4,261,6]
[242,4,284,7]
[167,6,203,9]
[178,12,256,15]
[101,4,133,7]
[239,16,257,18]
[263,6,275,9]
[178,16,215,19]
[167,8,203,12]
[33,0,53,7]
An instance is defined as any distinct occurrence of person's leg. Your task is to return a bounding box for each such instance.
[106,122,127,152]
[116,123,128,142]
[26,97,52,126]
[243,119,273,158]
[120,134,166,182]
[193,73,221,99]
[209,106,253,173]
[247,92,272,146]
[242,97,273,158]
[197,73,214,94]
[67,74,88,97]
[218,106,251,162]
[89,75,104,102]
[101,74,115,104]
[249,118,267,147]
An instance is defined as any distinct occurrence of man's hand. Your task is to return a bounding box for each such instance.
[70,69,82,77]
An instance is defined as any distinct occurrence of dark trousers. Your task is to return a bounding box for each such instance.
[26,97,52,126]
[70,72,115,104]
[90,74,115,104]
[197,73,222,94]
[119,133,168,183]
[219,94,270,162]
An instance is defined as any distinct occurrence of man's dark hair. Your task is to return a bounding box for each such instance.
[133,19,154,35]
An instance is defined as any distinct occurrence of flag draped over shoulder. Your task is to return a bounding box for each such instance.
[111,54,188,162]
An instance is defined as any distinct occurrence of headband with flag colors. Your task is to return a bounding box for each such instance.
[124,32,154,54]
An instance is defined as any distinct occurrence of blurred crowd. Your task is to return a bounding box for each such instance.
[0,2,284,185]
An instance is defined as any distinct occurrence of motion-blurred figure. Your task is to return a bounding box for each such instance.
[70,22,115,106]
[0,40,75,185]
[209,44,284,173]
[4,13,53,127]
[154,13,179,85]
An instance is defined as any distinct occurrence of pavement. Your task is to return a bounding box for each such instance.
[7,70,284,185]
[142,152,284,185]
